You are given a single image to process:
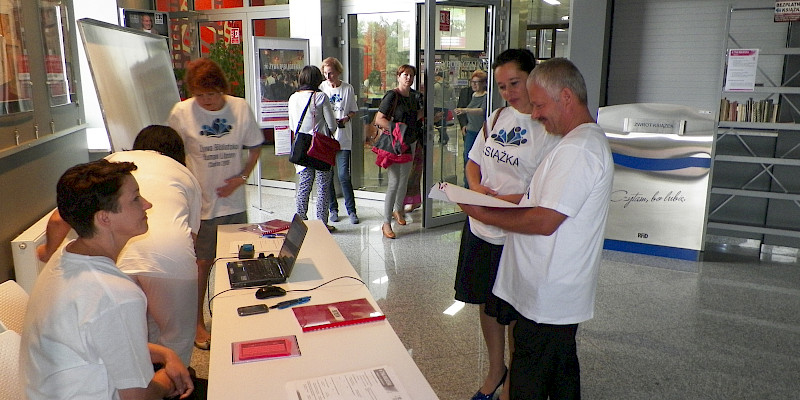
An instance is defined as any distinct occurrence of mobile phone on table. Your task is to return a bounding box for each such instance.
[237,304,269,316]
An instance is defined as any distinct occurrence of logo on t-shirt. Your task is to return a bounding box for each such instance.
[329,93,342,103]
[491,127,528,147]
[200,118,232,138]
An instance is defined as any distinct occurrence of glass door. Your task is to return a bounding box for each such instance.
[346,10,414,199]
[420,0,496,228]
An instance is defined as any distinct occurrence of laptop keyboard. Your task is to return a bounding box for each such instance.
[246,259,281,278]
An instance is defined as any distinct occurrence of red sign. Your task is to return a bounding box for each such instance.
[230,27,241,44]
[439,10,450,32]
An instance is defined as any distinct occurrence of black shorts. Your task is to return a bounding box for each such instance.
[195,212,247,260]
[454,220,518,324]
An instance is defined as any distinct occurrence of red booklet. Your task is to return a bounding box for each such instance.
[292,298,386,332]
[231,335,300,364]
[239,219,291,235]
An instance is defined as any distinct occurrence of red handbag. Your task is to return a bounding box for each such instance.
[308,130,340,166]
[306,92,341,166]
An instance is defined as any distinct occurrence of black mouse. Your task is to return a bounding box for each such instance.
[255,285,287,299]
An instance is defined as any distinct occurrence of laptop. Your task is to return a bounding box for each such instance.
[227,214,308,288]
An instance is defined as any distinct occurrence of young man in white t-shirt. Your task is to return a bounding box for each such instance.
[21,159,193,400]
[460,58,614,399]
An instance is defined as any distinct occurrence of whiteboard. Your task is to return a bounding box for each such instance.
[78,18,180,151]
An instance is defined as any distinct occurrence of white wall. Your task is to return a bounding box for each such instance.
[73,0,119,150]
[290,0,323,67]
[606,0,727,112]
[569,0,611,116]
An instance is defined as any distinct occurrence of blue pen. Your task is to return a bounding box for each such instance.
[271,296,311,309]
[261,233,287,238]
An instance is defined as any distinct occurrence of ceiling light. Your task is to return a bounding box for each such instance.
[543,0,561,5]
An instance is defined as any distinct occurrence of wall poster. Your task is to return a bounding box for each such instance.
[254,37,308,128]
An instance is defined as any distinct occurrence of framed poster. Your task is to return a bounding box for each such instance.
[253,37,309,129]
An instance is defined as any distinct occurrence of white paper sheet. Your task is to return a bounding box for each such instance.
[427,182,526,208]
[274,122,292,155]
[286,366,410,400]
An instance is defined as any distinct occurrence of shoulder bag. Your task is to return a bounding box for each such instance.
[289,93,335,171]
[366,90,399,145]
[307,94,341,166]
[482,106,506,140]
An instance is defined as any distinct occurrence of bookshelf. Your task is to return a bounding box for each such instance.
[708,2,800,248]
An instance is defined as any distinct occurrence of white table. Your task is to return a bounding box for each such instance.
[207,220,438,399]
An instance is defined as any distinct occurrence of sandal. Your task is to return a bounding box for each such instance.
[392,211,407,225]
[382,223,395,239]
[194,338,211,351]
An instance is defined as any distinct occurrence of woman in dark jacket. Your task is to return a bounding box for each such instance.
[373,64,423,238]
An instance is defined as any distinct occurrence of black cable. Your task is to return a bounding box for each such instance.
[206,256,238,318]
[206,275,367,317]
[284,275,366,293]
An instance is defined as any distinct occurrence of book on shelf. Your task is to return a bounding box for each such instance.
[292,298,386,332]
[719,97,779,123]
[238,219,292,235]
[231,335,300,364]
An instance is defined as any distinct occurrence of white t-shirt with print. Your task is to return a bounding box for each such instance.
[494,123,614,325]
[320,80,359,150]
[21,248,153,400]
[467,107,560,245]
[167,95,263,220]
[107,150,201,279]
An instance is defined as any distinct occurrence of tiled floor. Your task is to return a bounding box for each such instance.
[191,185,800,400]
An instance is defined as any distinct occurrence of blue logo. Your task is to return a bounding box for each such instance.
[329,93,342,103]
[200,118,232,138]
[491,126,527,147]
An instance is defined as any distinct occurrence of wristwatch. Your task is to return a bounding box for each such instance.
[241,174,249,182]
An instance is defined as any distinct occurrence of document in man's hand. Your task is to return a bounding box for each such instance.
[428,182,526,208]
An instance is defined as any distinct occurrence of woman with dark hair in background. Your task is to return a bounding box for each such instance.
[455,69,489,185]
[454,49,560,400]
[373,64,424,239]
[288,65,339,231]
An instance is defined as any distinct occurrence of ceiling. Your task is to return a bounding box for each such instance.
[526,0,571,26]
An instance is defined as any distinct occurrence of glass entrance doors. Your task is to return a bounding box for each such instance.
[347,11,413,198]
[420,1,495,228]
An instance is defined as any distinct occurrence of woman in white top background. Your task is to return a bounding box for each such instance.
[288,65,339,231]
[319,57,360,224]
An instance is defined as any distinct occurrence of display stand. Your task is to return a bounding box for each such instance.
[708,2,800,251]
[598,103,714,261]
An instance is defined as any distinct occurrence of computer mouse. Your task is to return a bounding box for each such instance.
[255,285,287,299]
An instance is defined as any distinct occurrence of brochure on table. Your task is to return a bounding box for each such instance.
[286,366,410,400]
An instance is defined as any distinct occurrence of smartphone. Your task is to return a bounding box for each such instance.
[237,304,269,316]
[337,119,346,128]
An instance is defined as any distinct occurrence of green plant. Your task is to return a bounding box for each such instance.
[207,40,245,98]
[173,68,187,99]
